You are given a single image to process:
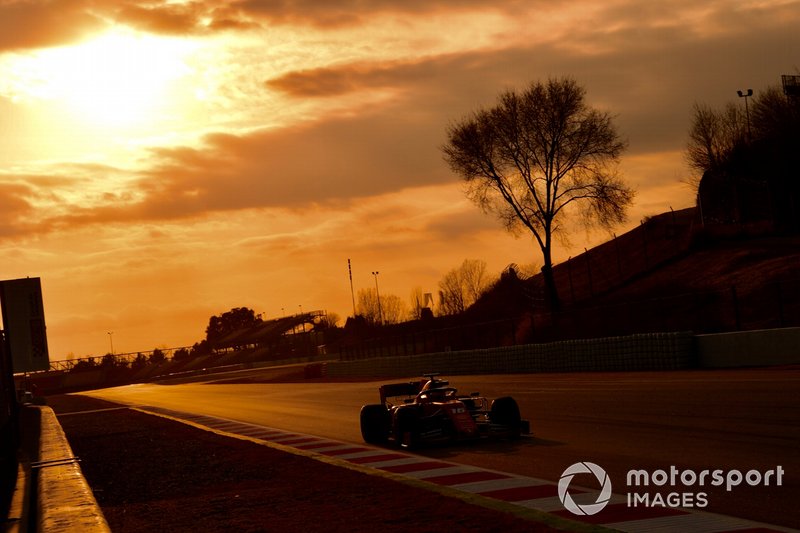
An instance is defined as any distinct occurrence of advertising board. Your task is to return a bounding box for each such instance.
[0,277,50,373]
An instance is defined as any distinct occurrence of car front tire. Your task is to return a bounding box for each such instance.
[490,396,522,438]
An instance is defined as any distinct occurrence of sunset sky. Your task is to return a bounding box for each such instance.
[1,0,797,359]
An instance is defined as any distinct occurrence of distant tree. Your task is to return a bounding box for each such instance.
[130,353,149,370]
[688,82,800,229]
[459,259,491,304]
[356,288,381,325]
[318,312,341,328]
[191,339,213,356]
[438,269,465,315]
[150,348,166,365]
[72,358,97,372]
[685,102,747,188]
[379,294,408,325]
[751,84,800,146]
[205,307,262,344]
[356,289,407,325]
[687,84,800,181]
[172,347,191,361]
[100,353,118,368]
[437,259,494,316]
[443,77,632,310]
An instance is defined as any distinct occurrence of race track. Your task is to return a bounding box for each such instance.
[80,368,800,528]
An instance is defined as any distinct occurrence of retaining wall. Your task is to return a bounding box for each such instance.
[36,406,110,532]
[695,327,800,368]
[325,331,694,378]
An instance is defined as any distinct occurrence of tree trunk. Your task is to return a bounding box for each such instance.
[541,247,561,312]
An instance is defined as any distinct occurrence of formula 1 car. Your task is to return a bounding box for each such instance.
[360,374,530,447]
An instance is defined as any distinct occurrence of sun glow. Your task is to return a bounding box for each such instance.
[8,30,197,129]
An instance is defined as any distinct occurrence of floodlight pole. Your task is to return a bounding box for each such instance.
[348,259,356,317]
[737,89,753,140]
[107,331,114,355]
[372,271,383,325]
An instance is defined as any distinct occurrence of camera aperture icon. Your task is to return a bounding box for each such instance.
[558,462,613,515]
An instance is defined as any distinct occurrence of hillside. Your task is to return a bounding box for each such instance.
[510,207,800,342]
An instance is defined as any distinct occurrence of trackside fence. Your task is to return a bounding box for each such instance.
[325,331,694,378]
[338,277,800,360]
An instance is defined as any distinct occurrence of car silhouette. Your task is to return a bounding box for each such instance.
[360,373,530,447]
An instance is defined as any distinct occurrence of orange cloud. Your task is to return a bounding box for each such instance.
[230,0,505,28]
[0,182,36,237]
[0,0,259,52]
[0,0,104,51]
[266,58,456,98]
[111,1,261,35]
[113,2,213,35]
[5,10,796,240]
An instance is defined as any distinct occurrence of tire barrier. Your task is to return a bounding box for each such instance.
[325,331,694,378]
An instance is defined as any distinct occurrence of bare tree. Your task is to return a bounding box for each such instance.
[751,85,800,142]
[438,268,466,315]
[437,259,494,315]
[357,288,407,325]
[685,102,748,188]
[443,77,632,310]
[356,288,380,325]
[379,294,408,324]
[318,311,340,328]
[460,258,490,304]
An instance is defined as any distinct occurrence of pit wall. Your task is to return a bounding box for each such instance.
[325,332,695,378]
[12,406,111,533]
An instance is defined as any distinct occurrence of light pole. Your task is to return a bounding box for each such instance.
[737,88,753,140]
[371,271,383,325]
[298,305,304,332]
[107,331,114,355]
[348,259,356,317]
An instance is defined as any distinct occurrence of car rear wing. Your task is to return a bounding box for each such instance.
[379,381,423,405]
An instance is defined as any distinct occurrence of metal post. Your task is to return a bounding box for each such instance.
[372,271,383,325]
[737,89,753,141]
[348,259,356,317]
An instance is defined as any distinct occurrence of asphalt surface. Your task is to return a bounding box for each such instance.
[82,368,800,528]
[50,394,554,533]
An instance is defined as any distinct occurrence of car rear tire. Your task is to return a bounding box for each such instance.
[360,404,389,444]
[490,396,522,438]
